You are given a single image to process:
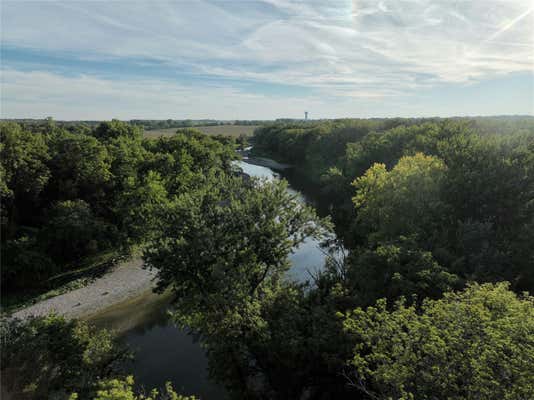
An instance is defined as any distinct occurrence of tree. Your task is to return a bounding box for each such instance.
[1,235,57,290]
[145,175,323,309]
[115,170,169,242]
[40,200,118,264]
[0,121,240,292]
[1,315,129,399]
[0,121,50,235]
[90,376,196,400]
[342,283,534,400]
[93,120,143,142]
[352,153,448,246]
[89,121,152,240]
[347,237,460,306]
[437,132,534,290]
[46,130,112,205]
[144,175,325,396]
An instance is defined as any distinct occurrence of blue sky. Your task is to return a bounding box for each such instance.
[1,0,533,120]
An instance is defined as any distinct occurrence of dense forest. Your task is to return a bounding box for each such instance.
[1,117,534,399]
[0,119,236,293]
[253,116,534,292]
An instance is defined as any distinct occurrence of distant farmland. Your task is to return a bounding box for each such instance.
[145,125,260,138]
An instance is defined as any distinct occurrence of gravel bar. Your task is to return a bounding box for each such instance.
[11,258,157,320]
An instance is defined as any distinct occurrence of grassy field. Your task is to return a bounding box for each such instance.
[145,124,260,138]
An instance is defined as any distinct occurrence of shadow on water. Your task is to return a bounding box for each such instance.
[87,290,226,399]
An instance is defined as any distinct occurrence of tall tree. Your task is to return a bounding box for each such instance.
[352,153,448,246]
[0,122,50,235]
[144,175,326,396]
[342,283,534,400]
[1,315,129,399]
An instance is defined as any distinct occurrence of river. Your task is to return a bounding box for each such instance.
[88,159,329,398]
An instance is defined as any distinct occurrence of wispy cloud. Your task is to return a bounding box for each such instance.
[0,69,342,120]
[1,0,532,118]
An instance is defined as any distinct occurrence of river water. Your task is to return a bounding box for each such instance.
[88,160,328,398]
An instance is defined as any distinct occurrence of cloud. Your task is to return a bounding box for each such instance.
[3,68,531,120]
[1,0,532,117]
[0,69,348,120]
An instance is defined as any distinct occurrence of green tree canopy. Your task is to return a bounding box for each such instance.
[93,120,143,142]
[352,153,448,245]
[145,175,323,328]
[342,283,534,400]
[0,121,51,235]
[90,376,196,400]
[347,237,460,306]
[40,200,118,264]
[144,175,327,397]
[47,130,112,204]
[1,315,129,399]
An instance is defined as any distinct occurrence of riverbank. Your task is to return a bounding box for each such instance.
[10,258,157,320]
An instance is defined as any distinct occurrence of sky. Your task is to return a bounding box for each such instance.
[1,0,533,120]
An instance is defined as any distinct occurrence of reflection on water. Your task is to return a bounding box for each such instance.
[87,159,329,399]
[239,160,327,281]
[125,323,221,398]
[87,291,225,399]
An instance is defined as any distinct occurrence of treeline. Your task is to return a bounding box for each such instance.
[131,119,265,130]
[131,119,227,130]
[3,118,266,133]
[0,119,236,292]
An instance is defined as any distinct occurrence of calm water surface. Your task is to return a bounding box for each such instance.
[88,160,329,398]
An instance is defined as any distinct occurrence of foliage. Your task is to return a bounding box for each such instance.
[3,115,533,399]
[436,131,534,290]
[145,175,322,310]
[0,121,237,291]
[0,121,50,236]
[115,171,168,242]
[1,235,58,289]
[352,153,448,244]
[144,174,332,397]
[246,118,534,397]
[1,315,129,399]
[46,130,112,204]
[93,120,143,141]
[347,237,460,307]
[254,118,534,292]
[342,283,534,400]
[90,376,196,400]
[40,200,118,264]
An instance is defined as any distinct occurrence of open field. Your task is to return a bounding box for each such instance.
[145,124,260,138]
